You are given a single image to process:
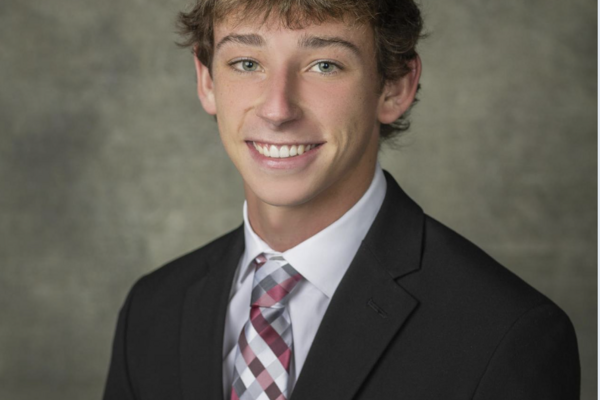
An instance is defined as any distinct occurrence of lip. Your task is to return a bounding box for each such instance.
[246,141,323,170]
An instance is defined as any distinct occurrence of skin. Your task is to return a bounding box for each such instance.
[195,15,421,252]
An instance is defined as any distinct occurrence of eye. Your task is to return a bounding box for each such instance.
[309,61,341,75]
[230,59,261,72]
[241,60,258,71]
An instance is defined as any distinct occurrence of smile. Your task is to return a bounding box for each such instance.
[252,141,321,159]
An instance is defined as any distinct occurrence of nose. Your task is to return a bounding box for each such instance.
[255,70,302,127]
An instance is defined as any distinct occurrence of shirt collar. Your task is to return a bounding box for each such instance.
[241,164,387,298]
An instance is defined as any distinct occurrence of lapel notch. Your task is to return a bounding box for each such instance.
[290,245,418,400]
[366,170,426,280]
[291,172,425,400]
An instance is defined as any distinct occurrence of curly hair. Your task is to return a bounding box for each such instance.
[177,0,424,141]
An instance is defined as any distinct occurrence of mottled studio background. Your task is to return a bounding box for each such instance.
[0,0,596,399]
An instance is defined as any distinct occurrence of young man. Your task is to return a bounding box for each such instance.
[104,1,580,399]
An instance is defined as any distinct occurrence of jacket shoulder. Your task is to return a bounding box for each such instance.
[411,215,559,316]
[398,215,578,395]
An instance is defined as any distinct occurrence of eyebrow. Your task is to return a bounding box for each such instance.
[216,34,266,52]
[215,33,362,58]
[298,35,361,58]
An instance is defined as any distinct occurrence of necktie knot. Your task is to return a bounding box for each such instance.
[251,253,302,308]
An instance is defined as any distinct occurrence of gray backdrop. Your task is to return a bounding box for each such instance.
[0,0,596,399]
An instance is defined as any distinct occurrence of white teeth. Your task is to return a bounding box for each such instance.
[269,145,279,158]
[253,142,317,158]
[279,145,289,158]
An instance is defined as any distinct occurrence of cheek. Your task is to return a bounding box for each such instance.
[213,80,256,144]
[214,80,243,118]
[306,81,377,125]
[213,69,260,114]
[304,81,379,151]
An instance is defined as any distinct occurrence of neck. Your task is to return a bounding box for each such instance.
[246,164,377,252]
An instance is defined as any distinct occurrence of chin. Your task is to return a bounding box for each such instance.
[255,190,315,208]
[248,179,322,208]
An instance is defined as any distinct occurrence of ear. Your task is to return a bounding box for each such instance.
[377,54,422,124]
[193,54,217,115]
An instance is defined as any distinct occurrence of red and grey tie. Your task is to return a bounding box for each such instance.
[230,253,303,400]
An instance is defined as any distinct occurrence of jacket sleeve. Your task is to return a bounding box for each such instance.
[472,303,580,400]
[102,284,138,400]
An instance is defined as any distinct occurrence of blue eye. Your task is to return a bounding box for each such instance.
[241,60,257,71]
[318,62,333,72]
[311,61,340,75]
[230,59,260,73]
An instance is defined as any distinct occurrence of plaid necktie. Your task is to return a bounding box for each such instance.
[230,253,303,400]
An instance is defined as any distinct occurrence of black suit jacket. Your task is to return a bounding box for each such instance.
[103,171,580,399]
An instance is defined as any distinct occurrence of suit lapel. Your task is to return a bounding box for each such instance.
[291,171,425,400]
[180,226,244,400]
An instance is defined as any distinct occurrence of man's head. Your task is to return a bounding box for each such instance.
[178,0,424,140]
[177,0,423,215]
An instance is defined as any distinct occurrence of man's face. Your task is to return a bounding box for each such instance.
[196,15,403,210]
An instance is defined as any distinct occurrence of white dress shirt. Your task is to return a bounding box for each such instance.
[222,164,387,399]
